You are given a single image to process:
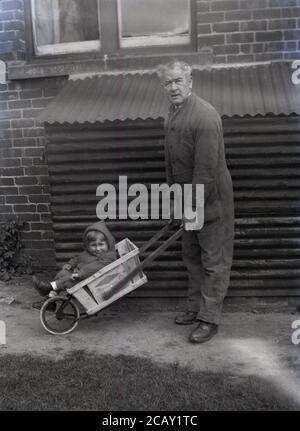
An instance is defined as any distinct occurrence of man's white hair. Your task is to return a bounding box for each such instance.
[156,60,192,81]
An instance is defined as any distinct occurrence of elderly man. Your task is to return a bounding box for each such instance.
[157,61,235,343]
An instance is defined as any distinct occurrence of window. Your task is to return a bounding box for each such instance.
[31,0,100,55]
[118,0,191,48]
[30,0,192,57]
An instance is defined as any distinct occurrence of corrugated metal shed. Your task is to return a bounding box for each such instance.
[45,116,300,298]
[38,61,300,124]
[40,60,300,299]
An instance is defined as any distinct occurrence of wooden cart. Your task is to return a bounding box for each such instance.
[40,221,184,335]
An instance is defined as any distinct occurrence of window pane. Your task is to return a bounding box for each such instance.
[32,0,99,47]
[120,0,190,46]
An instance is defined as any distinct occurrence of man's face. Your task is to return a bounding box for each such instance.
[161,67,192,106]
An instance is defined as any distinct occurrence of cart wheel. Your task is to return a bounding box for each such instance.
[40,296,80,335]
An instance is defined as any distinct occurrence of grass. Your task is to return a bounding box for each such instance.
[0,351,298,411]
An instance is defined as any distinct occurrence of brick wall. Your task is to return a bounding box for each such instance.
[0,0,24,61]
[0,0,67,268]
[196,0,300,63]
[0,76,67,267]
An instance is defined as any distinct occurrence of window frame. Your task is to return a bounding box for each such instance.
[24,0,197,62]
[117,0,192,49]
[29,0,101,56]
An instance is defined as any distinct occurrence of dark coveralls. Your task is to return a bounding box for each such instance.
[164,93,235,324]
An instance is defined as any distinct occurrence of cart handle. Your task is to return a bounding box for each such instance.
[102,222,184,301]
[139,217,178,255]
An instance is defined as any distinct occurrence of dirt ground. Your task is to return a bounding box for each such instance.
[1,276,300,408]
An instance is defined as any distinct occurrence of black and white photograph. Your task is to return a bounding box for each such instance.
[0,0,300,417]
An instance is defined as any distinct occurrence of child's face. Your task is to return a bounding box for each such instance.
[87,233,108,256]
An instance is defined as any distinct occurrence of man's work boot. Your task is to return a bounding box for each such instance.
[175,311,198,325]
[189,321,218,343]
[32,276,52,297]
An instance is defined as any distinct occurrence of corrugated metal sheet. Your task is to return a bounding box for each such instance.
[45,116,300,298]
[38,61,300,124]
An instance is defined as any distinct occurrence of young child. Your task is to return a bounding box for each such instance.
[32,221,117,303]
